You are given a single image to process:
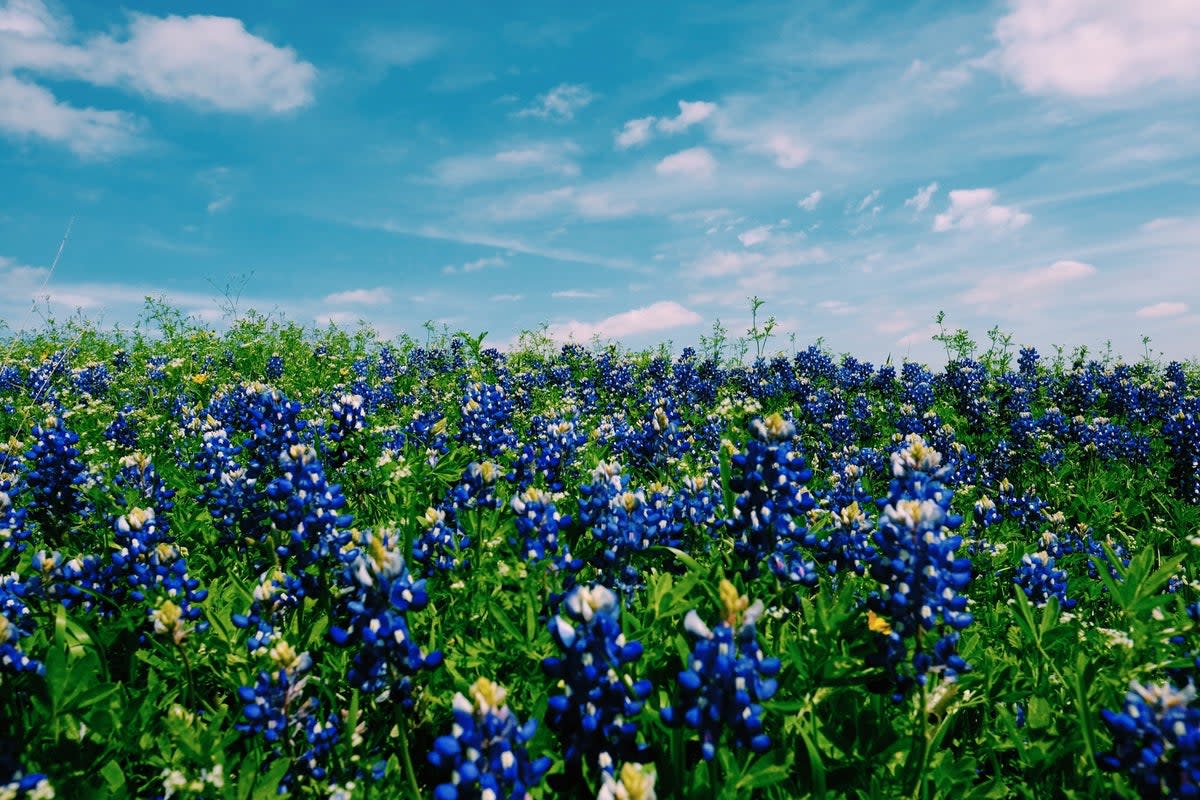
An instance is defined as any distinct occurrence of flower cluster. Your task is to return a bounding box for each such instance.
[543,585,652,771]
[866,434,973,700]
[428,678,552,800]
[1098,680,1199,797]
[727,414,820,585]
[662,580,781,761]
[329,529,443,703]
[23,416,89,541]
[0,573,42,675]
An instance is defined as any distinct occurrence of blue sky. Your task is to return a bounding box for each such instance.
[1,0,1198,364]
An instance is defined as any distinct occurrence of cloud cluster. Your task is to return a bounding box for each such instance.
[933,189,1031,232]
[615,100,716,148]
[993,0,1200,98]
[0,0,316,156]
[548,300,701,342]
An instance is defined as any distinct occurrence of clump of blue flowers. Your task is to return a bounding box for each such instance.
[727,413,820,586]
[543,584,653,772]
[427,677,553,800]
[866,434,973,701]
[1098,680,1199,798]
[661,579,781,761]
[329,529,443,703]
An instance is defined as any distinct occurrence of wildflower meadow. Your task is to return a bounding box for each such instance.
[1,305,1199,799]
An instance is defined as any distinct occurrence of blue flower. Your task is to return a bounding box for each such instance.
[866,434,972,700]
[543,585,652,770]
[661,580,780,761]
[1098,680,1200,798]
[427,678,552,800]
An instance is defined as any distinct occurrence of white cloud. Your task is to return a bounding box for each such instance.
[0,0,59,38]
[759,133,810,168]
[691,246,829,277]
[1136,301,1188,319]
[0,74,141,157]
[655,146,716,179]
[856,189,881,213]
[358,29,442,70]
[516,83,592,121]
[1141,217,1183,232]
[817,299,856,315]
[432,141,580,185]
[552,289,602,299]
[443,256,506,274]
[933,188,1031,232]
[206,195,233,214]
[615,116,655,148]
[315,311,362,327]
[490,293,524,302]
[904,181,939,212]
[548,300,702,342]
[487,186,637,221]
[960,259,1096,307]
[993,0,1200,98]
[798,190,822,211]
[897,323,942,348]
[323,287,392,306]
[0,5,317,113]
[657,100,716,133]
[737,225,772,247]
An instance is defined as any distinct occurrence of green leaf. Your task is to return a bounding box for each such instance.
[100,760,125,793]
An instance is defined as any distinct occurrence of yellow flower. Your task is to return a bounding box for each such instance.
[867,610,892,636]
[191,373,209,385]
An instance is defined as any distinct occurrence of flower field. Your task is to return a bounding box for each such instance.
[1,312,1199,799]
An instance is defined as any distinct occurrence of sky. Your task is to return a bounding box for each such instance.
[1,0,1198,365]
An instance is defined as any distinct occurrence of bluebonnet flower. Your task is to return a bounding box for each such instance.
[457,382,517,459]
[413,506,471,574]
[0,769,54,799]
[590,483,684,596]
[809,500,877,577]
[513,417,586,493]
[30,550,106,613]
[329,529,443,702]
[193,414,269,548]
[322,392,366,466]
[71,362,111,399]
[104,405,139,450]
[231,567,305,658]
[1098,680,1200,798]
[597,763,657,800]
[661,580,780,761]
[24,416,89,541]
[264,354,284,380]
[1012,550,1076,610]
[510,487,579,568]
[866,434,973,701]
[543,585,653,771]
[727,414,820,586]
[266,444,353,572]
[427,678,553,800]
[0,573,42,675]
[446,461,503,513]
[0,471,30,555]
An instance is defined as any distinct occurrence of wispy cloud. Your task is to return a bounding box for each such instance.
[516,83,593,121]
[489,293,524,302]
[443,256,506,274]
[430,141,580,185]
[656,146,716,179]
[323,287,392,305]
[960,260,1096,308]
[552,289,604,299]
[0,74,142,157]
[904,181,939,213]
[797,190,822,211]
[615,116,655,149]
[656,100,716,133]
[548,300,701,342]
[934,189,1031,232]
[737,225,772,247]
[1136,301,1188,319]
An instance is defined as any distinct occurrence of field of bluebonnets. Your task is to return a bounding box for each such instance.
[1,304,1199,800]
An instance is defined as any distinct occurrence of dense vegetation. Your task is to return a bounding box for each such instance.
[1,305,1199,799]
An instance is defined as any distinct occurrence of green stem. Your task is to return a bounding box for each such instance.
[396,711,421,800]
